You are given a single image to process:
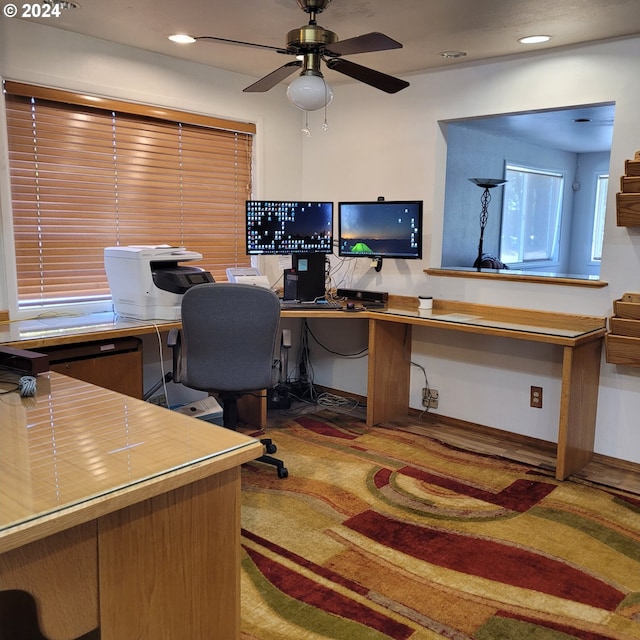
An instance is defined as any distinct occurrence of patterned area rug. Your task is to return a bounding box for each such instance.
[240,411,640,639]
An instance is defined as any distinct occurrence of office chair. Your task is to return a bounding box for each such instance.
[169,282,288,478]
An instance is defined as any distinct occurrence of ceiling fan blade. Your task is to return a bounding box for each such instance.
[243,61,302,92]
[325,58,409,93]
[324,32,402,57]
[195,35,291,55]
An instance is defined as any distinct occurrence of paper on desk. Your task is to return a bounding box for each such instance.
[435,313,482,322]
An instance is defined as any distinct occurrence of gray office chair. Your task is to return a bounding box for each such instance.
[169,282,288,478]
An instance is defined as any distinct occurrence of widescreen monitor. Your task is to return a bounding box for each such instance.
[246,200,333,255]
[338,200,423,259]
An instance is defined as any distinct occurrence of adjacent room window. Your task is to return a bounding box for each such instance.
[591,173,608,262]
[500,164,564,266]
[4,81,254,311]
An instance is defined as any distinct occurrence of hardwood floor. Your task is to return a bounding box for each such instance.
[267,399,640,497]
[400,412,640,497]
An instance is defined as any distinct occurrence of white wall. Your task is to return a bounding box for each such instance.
[2,19,640,464]
[299,37,640,463]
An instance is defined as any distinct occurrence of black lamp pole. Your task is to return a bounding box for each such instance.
[468,178,507,271]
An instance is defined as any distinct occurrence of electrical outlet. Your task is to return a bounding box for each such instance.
[530,385,543,408]
[422,388,439,409]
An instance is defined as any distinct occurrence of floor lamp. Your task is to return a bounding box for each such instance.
[468,178,507,271]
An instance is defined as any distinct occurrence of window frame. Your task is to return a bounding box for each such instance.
[499,163,565,270]
[591,173,608,263]
[1,81,256,319]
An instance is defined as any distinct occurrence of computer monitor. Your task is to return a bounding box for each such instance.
[246,200,333,300]
[338,200,423,260]
[246,200,333,256]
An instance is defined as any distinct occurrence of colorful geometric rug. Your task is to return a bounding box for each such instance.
[240,411,640,639]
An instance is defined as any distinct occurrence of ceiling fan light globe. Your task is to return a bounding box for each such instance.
[287,74,333,111]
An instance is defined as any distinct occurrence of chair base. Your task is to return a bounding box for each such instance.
[258,439,288,478]
[220,393,288,478]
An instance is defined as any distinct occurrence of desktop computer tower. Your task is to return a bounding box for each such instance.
[283,254,326,301]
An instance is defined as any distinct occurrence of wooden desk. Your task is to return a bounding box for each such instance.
[0,372,262,639]
[366,300,607,480]
[0,311,180,350]
[1,301,606,481]
[270,299,606,479]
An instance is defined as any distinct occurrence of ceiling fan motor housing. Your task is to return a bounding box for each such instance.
[296,0,332,14]
[287,24,338,51]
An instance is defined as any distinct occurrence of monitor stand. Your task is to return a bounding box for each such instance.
[283,253,326,301]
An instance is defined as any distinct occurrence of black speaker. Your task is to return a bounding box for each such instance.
[336,288,388,303]
[0,346,49,374]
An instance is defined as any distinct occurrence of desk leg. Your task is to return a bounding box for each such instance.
[556,339,602,480]
[367,319,411,427]
[98,467,242,639]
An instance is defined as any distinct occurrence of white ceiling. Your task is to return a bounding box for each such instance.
[20,0,639,152]
[24,0,640,85]
[449,103,617,154]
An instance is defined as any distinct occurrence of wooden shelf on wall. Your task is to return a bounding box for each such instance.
[616,152,640,226]
[605,292,640,366]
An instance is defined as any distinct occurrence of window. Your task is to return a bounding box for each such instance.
[500,164,564,266]
[591,174,608,262]
[4,81,254,312]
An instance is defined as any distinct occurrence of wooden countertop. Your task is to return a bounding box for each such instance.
[0,371,262,554]
[0,300,607,351]
[0,312,180,350]
[377,299,607,347]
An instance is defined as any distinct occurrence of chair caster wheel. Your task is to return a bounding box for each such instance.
[278,467,289,479]
[266,443,277,454]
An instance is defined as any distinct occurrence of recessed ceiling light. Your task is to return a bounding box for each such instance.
[518,35,552,45]
[439,51,467,59]
[169,34,196,44]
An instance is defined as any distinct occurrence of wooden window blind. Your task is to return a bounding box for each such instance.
[4,82,254,308]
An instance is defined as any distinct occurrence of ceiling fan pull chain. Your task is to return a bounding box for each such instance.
[322,84,329,131]
[302,110,311,136]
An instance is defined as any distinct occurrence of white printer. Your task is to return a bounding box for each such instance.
[104,245,214,320]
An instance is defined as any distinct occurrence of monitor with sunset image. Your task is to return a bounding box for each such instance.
[338,200,423,259]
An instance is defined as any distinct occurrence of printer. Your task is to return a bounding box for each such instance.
[104,245,214,320]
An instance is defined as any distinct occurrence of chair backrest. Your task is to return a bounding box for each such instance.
[179,282,281,393]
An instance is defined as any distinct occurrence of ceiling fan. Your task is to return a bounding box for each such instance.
[189,0,410,110]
